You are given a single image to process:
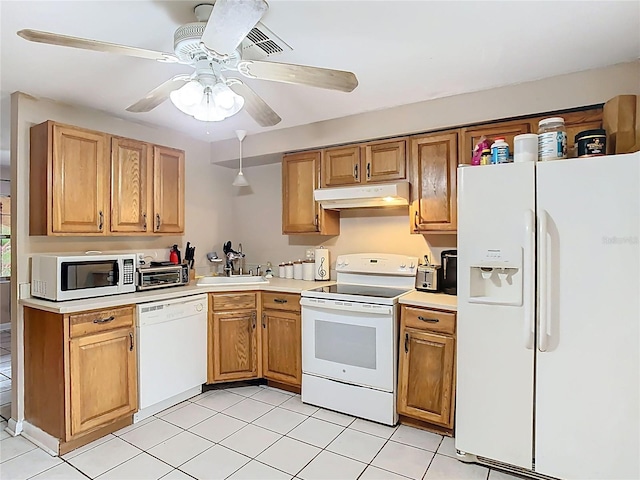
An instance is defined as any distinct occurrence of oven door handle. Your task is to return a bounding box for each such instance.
[300,297,393,315]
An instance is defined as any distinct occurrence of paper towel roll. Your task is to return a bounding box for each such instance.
[314,248,330,281]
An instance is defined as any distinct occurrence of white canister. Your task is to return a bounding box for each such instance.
[302,260,315,281]
[514,134,538,162]
[293,260,303,280]
[284,262,294,279]
[314,247,330,281]
[278,263,286,278]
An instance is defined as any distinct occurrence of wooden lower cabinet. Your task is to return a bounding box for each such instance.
[69,328,137,436]
[261,292,301,387]
[397,306,456,430]
[210,310,259,382]
[23,305,137,453]
[208,292,259,383]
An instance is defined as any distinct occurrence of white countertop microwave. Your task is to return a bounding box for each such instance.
[31,253,137,301]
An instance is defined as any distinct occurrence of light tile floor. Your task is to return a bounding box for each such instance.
[1,384,525,480]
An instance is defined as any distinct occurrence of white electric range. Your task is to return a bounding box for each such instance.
[300,253,418,425]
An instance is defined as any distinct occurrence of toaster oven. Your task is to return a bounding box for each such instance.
[137,264,189,291]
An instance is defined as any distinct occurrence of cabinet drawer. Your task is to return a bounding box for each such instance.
[402,306,455,335]
[262,292,301,312]
[212,292,257,311]
[69,306,134,338]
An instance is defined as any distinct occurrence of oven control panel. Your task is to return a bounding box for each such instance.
[335,254,418,276]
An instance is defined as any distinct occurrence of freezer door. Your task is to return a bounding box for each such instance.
[456,163,535,469]
[535,153,639,480]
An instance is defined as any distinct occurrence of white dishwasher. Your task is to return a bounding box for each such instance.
[135,294,208,422]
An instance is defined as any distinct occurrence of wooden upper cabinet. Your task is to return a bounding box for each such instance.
[69,326,137,436]
[410,132,458,233]
[282,151,339,235]
[362,139,407,183]
[321,146,361,187]
[111,138,151,233]
[153,145,185,234]
[30,121,109,235]
[398,328,455,427]
[460,120,532,165]
[30,120,186,236]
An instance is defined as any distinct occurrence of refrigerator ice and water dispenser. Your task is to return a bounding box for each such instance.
[468,247,522,306]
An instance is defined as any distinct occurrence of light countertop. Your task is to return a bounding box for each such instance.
[20,277,335,314]
[399,291,457,311]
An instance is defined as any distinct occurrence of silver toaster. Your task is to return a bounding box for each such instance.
[416,264,441,292]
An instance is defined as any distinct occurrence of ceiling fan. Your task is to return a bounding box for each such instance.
[17,0,359,127]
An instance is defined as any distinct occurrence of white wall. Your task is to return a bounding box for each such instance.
[9,92,237,426]
[232,162,455,273]
[0,165,9,181]
[212,61,640,165]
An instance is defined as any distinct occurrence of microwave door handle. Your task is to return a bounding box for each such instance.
[442,256,447,279]
[114,260,120,285]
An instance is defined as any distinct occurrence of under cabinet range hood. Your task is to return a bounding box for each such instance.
[314,181,410,209]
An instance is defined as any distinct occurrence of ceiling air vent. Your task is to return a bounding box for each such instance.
[241,22,292,60]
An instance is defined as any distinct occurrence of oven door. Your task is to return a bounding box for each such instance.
[301,297,396,392]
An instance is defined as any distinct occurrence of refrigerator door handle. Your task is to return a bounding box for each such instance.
[538,209,550,352]
[524,209,535,350]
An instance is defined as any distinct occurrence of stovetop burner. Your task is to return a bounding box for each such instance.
[306,284,412,299]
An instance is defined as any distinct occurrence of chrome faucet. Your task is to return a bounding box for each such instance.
[223,241,245,276]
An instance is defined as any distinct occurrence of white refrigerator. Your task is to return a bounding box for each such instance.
[455,152,639,480]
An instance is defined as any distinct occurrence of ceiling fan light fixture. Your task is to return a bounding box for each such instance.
[169,78,244,122]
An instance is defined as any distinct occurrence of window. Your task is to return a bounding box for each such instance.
[0,182,9,279]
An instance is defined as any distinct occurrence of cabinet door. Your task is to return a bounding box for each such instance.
[410,132,458,232]
[363,139,407,183]
[321,146,361,187]
[262,310,301,386]
[398,328,455,427]
[153,146,185,233]
[69,328,137,436]
[460,121,532,165]
[111,138,151,233]
[52,124,109,234]
[210,310,258,382]
[282,151,339,235]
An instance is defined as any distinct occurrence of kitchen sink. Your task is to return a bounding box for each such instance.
[196,275,269,286]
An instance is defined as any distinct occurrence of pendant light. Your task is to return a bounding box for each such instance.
[232,130,249,187]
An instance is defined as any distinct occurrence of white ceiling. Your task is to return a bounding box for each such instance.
[1,0,639,163]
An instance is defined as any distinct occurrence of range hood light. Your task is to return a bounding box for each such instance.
[314,181,410,210]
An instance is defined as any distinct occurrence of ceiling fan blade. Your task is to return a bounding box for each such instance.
[227,79,281,127]
[201,0,268,55]
[126,75,191,113]
[17,29,178,62]
[237,60,358,92]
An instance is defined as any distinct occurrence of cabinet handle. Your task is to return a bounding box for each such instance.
[404,332,409,353]
[366,162,371,179]
[142,213,147,230]
[156,213,161,230]
[274,298,288,304]
[93,315,115,324]
[418,316,439,323]
[98,211,104,231]
[314,214,319,231]
[262,312,266,328]
[354,163,358,180]
[413,210,419,231]
[129,332,134,351]
[252,311,256,329]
